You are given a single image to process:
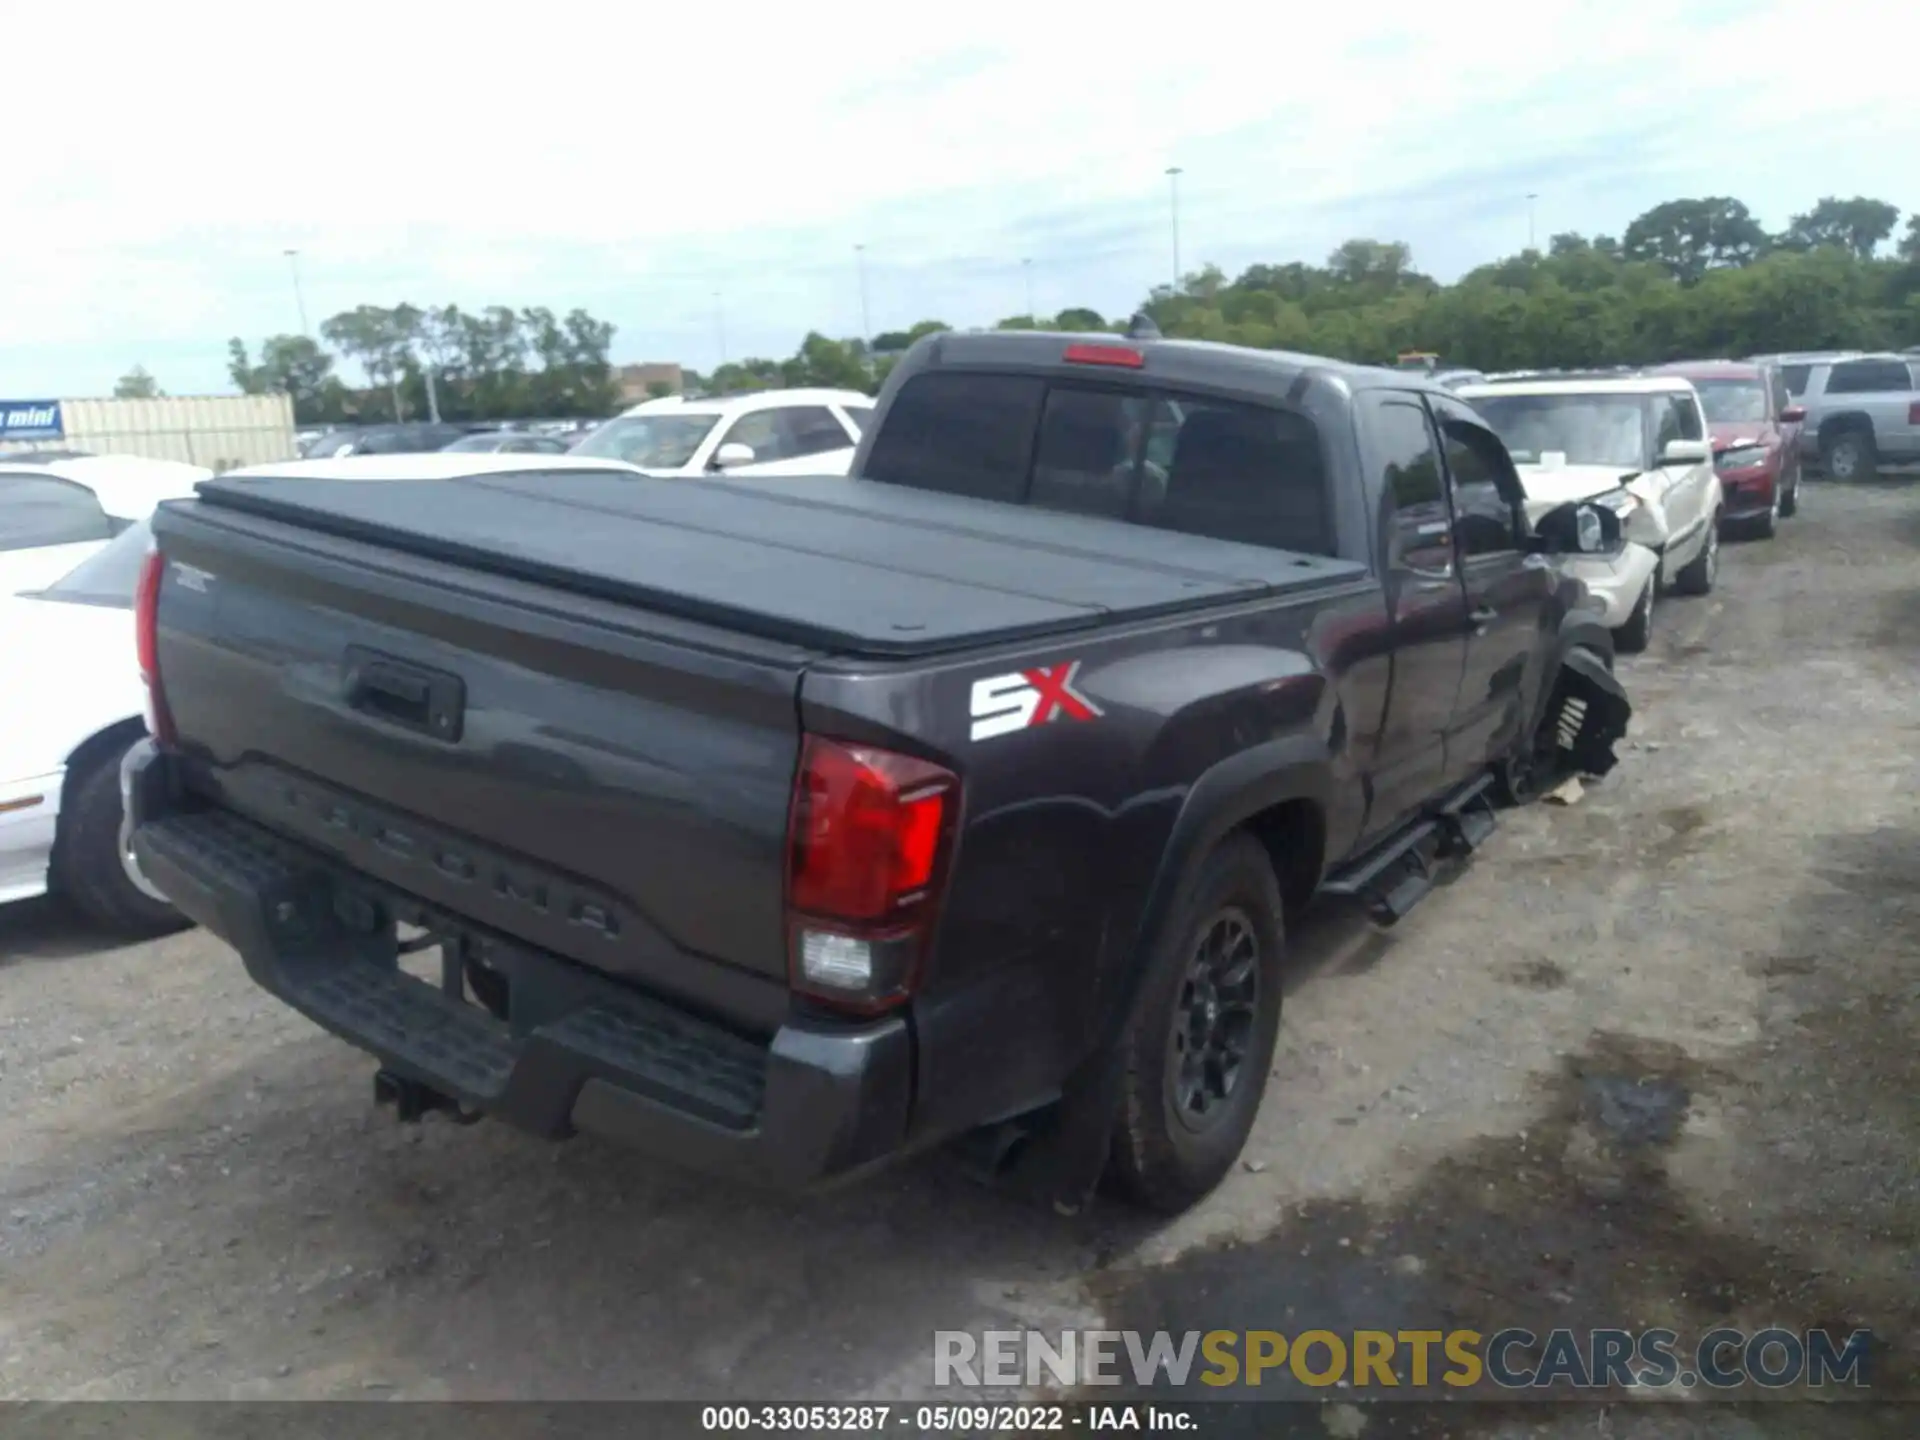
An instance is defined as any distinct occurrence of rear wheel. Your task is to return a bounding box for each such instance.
[1822,429,1877,483]
[1109,834,1285,1214]
[53,746,188,938]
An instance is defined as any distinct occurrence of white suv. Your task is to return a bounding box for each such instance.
[569,388,875,478]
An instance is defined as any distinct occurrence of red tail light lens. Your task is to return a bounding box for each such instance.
[134,546,176,745]
[1062,343,1145,369]
[785,736,959,1012]
[1908,401,1920,427]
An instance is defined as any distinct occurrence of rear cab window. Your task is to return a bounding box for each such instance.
[860,370,1335,555]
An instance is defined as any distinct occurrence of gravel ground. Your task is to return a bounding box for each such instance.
[2,482,1915,1436]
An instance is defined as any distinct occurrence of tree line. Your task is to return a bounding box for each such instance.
[708,194,1920,396]
[220,303,619,425]
[117,194,1918,421]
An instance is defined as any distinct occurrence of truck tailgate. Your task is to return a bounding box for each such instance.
[149,498,821,1030]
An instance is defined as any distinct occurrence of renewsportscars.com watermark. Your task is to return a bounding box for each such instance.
[934,1327,1875,1392]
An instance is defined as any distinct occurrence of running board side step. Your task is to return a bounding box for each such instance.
[1321,774,1499,926]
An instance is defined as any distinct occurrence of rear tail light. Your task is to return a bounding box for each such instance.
[1909,401,1920,426]
[134,546,176,746]
[1062,342,1145,369]
[785,736,959,1013]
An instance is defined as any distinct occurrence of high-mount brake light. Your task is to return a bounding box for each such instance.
[134,546,176,746]
[1062,343,1146,369]
[784,736,959,1014]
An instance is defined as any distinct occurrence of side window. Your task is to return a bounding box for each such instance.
[0,474,115,553]
[719,409,789,461]
[1827,359,1910,394]
[1028,387,1145,520]
[837,404,875,435]
[1652,398,1684,452]
[778,406,857,459]
[861,372,1044,503]
[1768,368,1791,416]
[1431,402,1518,558]
[1674,395,1705,441]
[1143,396,1333,555]
[1372,399,1451,573]
[1780,364,1812,398]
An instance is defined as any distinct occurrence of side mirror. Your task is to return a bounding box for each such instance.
[1530,500,1621,556]
[710,441,756,471]
[1659,438,1712,465]
[1779,404,1806,424]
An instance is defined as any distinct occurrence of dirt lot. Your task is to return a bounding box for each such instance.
[2,483,1915,1434]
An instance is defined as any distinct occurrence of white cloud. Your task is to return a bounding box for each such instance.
[3,0,1915,392]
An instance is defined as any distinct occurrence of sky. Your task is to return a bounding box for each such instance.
[4,0,1917,396]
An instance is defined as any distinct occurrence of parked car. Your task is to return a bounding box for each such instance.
[1766,352,1920,482]
[1459,376,1723,651]
[0,455,209,597]
[315,423,472,459]
[0,519,183,932]
[439,431,572,456]
[126,331,1631,1215]
[568,389,875,477]
[1642,360,1804,537]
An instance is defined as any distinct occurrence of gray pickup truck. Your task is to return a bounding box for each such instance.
[121,328,1632,1214]
[1769,352,1920,481]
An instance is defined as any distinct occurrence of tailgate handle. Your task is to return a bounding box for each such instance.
[344,648,465,743]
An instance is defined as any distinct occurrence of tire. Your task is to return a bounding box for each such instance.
[52,747,188,938]
[1747,485,1779,540]
[1614,573,1655,653]
[1778,476,1799,519]
[1822,429,1877,484]
[1109,834,1285,1214]
[1673,514,1720,596]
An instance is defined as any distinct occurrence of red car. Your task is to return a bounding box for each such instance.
[1646,361,1805,537]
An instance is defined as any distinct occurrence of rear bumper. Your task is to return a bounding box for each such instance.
[122,740,913,1188]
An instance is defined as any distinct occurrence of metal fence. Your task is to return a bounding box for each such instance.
[0,394,297,473]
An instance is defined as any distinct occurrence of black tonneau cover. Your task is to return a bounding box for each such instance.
[190,469,1366,658]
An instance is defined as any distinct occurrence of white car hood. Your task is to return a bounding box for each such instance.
[1515,460,1674,549]
[1514,462,1637,517]
[0,540,108,597]
[0,594,143,779]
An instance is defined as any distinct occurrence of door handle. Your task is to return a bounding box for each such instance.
[1469,606,1497,629]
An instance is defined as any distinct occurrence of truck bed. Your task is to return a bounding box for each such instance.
[191,468,1366,658]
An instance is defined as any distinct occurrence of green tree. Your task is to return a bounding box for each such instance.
[1623,197,1769,282]
[113,366,162,399]
[1897,215,1920,264]
[227,334,345,423]
[1778,197,1901,259]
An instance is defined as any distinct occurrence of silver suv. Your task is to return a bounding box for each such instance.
[1757,351,1920,481]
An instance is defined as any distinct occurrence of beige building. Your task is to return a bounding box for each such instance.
[611,362,686,405]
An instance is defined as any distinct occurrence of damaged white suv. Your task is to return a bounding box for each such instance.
[1459,375,1722,652]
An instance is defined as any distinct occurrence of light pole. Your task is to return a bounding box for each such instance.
[1165,166,1184,292]
[283,248,310,337]
[1022,257,1034,321]
[1526,193,1539,252]
[854,244,872,366]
